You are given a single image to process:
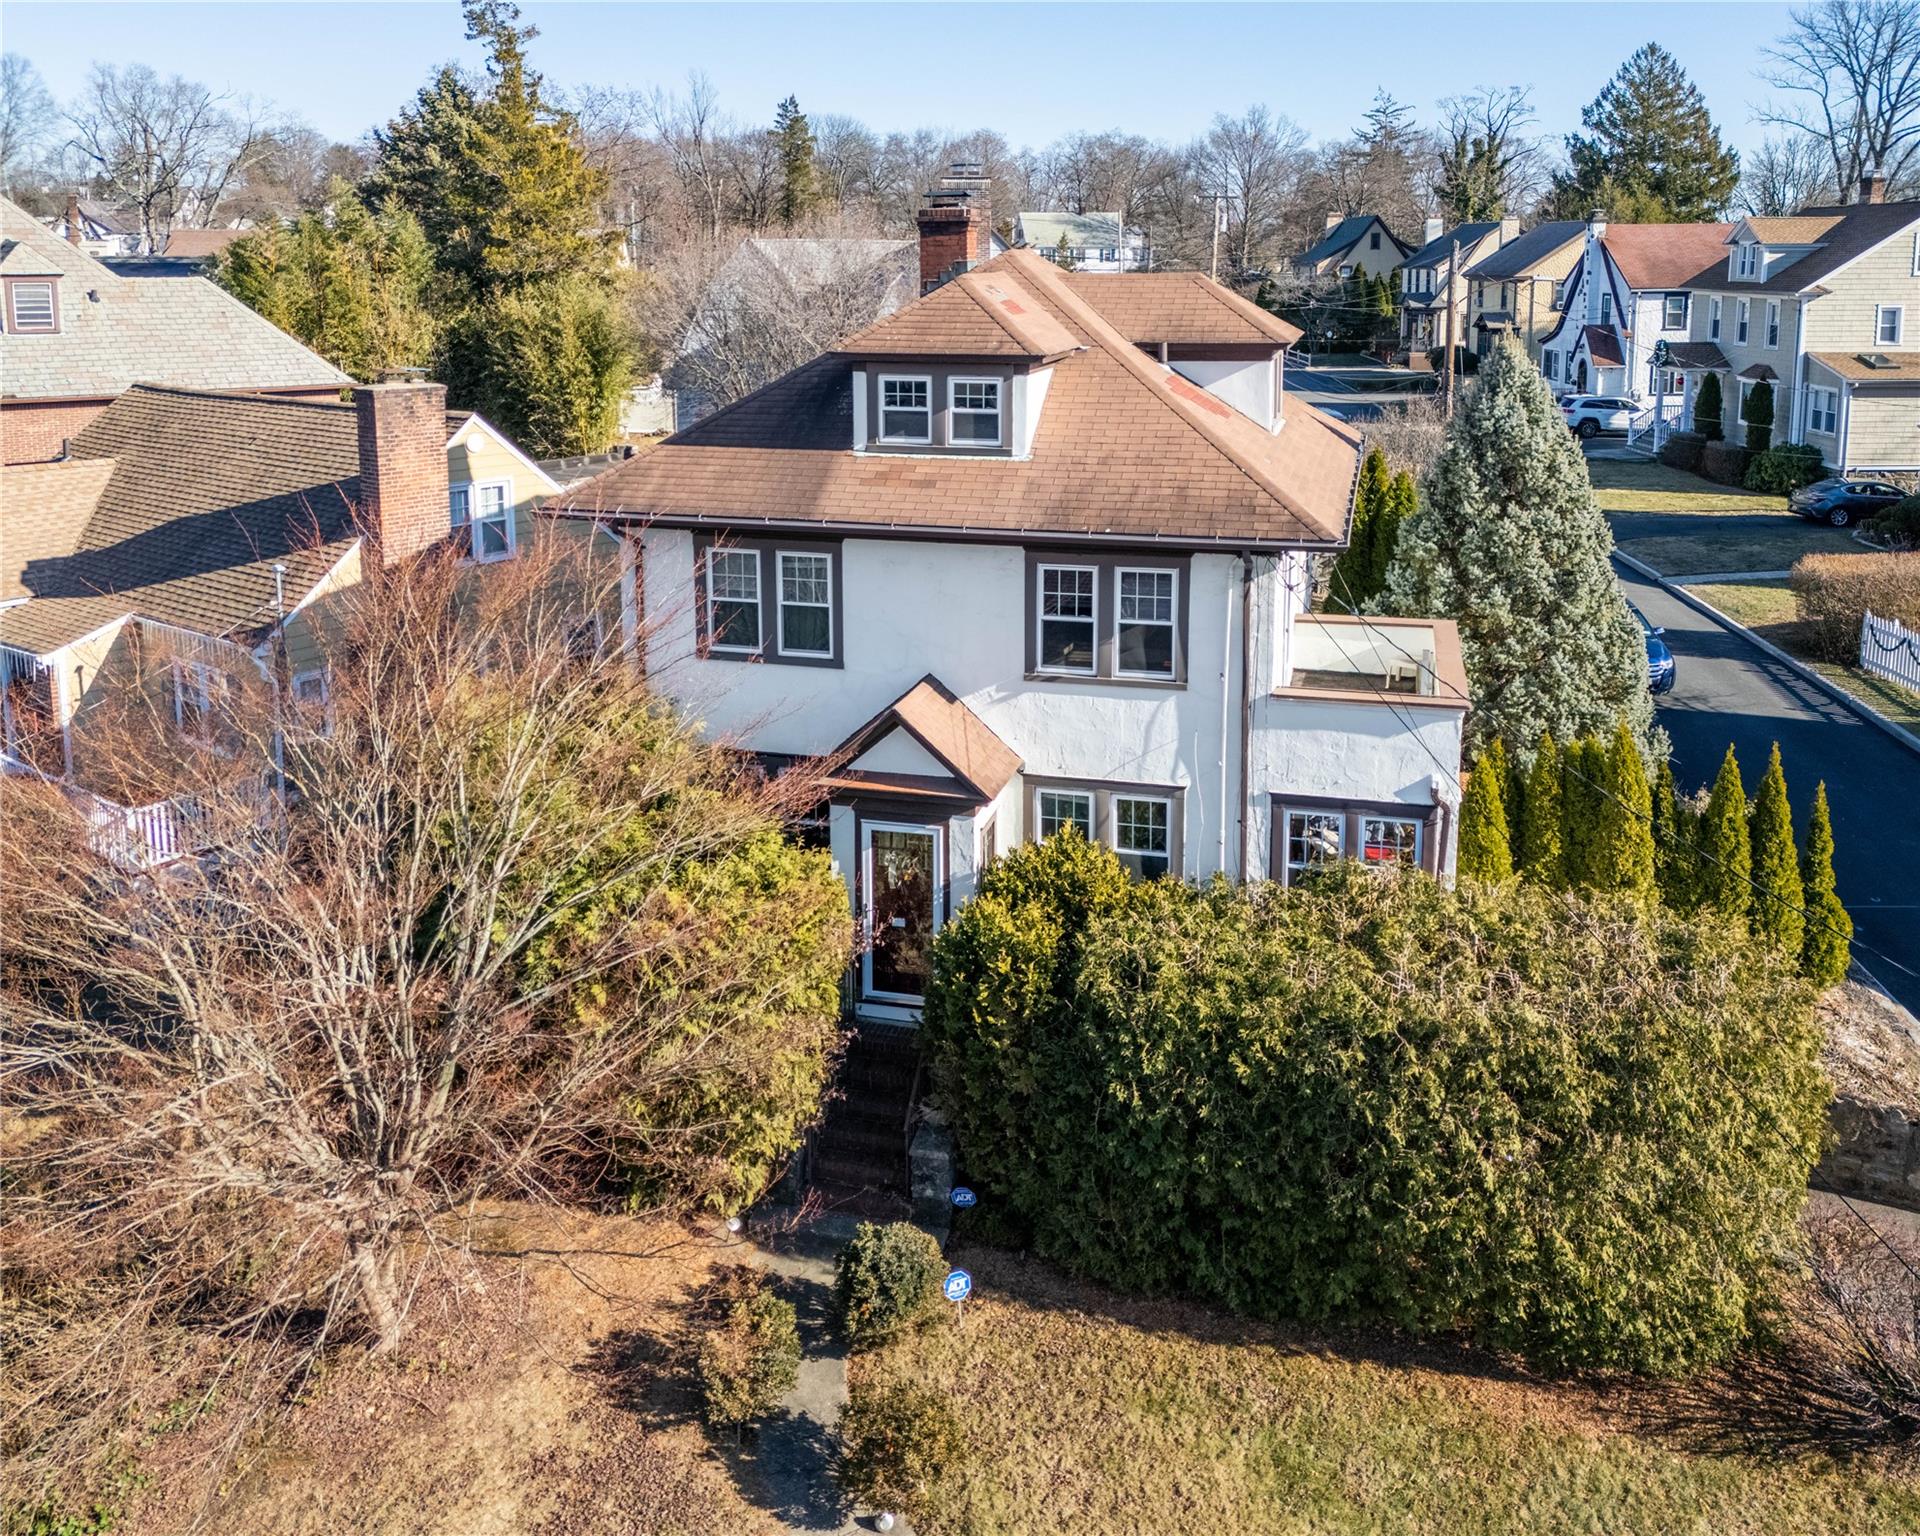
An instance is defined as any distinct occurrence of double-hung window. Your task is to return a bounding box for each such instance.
[879,375,931,443]
[1115,568,1176,678]
[1709,297,1721,340]
[1808,387,1839,435]
[1037,788,1093,841]
[1877,305,1904,345]
[1736,299,1750,344]
[1037,564,1097,673]
[1765,300,1780,349]
[291,667,333,735]
[706,548,762,652]
[1663,293,1688,330]
[1113,796,1172,879]
[776,550,832,657]
[7,280,56,332]
[450,480,513,561]
[1735,242,1760,279]
[949,378,1002,445]
[1362,815,1421,868]
[1599,292,1613,326]
[1285,810,1345,880]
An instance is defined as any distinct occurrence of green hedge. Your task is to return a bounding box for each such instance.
[1700,440,1753,487]
[1745,442,1828,494]
[1657,430,1705,473]
[922,836,1828,1375]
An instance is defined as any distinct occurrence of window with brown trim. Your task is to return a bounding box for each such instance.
[693,534,843,668]
[1269,793,1441,885]
[5,278,58,333]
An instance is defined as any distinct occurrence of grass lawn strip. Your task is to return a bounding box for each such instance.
[856,1246,1918,1536]
[1681,580,1920,734]
[1588,459,1788,517]
[1614,525,1865,578]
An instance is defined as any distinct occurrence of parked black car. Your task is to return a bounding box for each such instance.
[1788,477,1907,528]
[1631,604,1676,695]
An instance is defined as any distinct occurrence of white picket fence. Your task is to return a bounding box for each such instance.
[1860,609,1920,696]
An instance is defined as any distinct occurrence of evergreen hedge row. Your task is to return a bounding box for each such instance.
[922,839,1828,1375]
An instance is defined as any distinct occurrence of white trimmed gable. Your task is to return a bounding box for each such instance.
[851,727,950,778]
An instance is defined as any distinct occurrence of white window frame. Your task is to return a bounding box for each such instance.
[1736,298,1750,344]
[1111,793,1174,879]
[1663,293,1687,330]
[1284,809,1346,882]
[947,376,1003,448]
[705,547,763,654]
[449,477,515,563]
[877,374,932,445]
[1735,242,1760,279]
[8,280,56,331]
[775,549,833,659]
[290,666,334,736]
[859,819,945,1004]
[1808,386,1839,435]
[1912,230,1920,278]
[1765,300,1780,349]
[1035,563,1098,676]
[170,659,226,749]
[1876,305,1904,346]
[1036,787,1094,842]
[1360,814,1422,870]
[1542,350,1559,381]
[1599,292,1612,326]
[1709,296,1721,340]
[1114,566,1177,680]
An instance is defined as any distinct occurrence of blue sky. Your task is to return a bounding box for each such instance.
[6,1,1798,154]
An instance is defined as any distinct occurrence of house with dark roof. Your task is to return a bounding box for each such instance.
[1536,216,1733,419]
[1293,213,1411,281]
[1463,221,1586,366]
[0,381,584,866]
[546,198,1469,1025]
[1671,176,1920,473]
[1397,218,1514,358]
[1,195,351,464]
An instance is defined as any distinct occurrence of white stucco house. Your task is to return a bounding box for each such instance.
[548,221,1468,1024]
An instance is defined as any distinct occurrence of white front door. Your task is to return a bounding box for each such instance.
[861,820,944,1003]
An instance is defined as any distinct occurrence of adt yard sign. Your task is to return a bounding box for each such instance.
[943,1268,973,1303]
[950,1186,977,1209]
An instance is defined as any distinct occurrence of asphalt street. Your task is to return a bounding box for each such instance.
[1616,560,1920,1015]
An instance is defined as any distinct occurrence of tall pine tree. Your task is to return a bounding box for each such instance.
[774,95,819,226]
[1799,782,1852,986]
[1458,739,1516,882]
[1384,336,1652,754]
[1370,470,1414,601]
[1749,743,1805,957]
[1550,44,1740,221]
[1520,730,1565,888]
[1696,745,1752,926]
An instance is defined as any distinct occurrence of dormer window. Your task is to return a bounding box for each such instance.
[4,278,57,333]
[879,375,932,443]
[1735,242,1761,279]
[949,378,1002,445]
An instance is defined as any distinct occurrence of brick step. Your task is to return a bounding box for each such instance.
[810,1181,913,1224]
[814,1149,907,1192]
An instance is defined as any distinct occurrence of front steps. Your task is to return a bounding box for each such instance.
[809,1022,920,1221]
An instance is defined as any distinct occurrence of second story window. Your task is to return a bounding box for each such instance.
[1369,231,1382,251]
[1664,293,1688,329]
[1710,297,1722,339]
[1037,564,1097,673]
[1737,299,1750,344]
[879,376,931,443]
[450,480,513,562]
[1877,305,1904,345]
[706,549,762,652]
[949,378,1002,445]
[777,551,832,657]
[1599,292,1613,326]
[6,279,57,332]
[1735,242,1761,279]
[1766,300,1780,348]
[1116,568,1176,678]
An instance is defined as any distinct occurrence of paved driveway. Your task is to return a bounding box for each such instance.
[1617,560,1920,1014]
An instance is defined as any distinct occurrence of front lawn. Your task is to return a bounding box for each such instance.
[855,1246,1919,1536]
[1615,523,1863,577]
[1589,458,1788,516]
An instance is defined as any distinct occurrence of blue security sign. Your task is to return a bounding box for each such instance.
[942,1268,973,1303]
[950,1186,977,1208]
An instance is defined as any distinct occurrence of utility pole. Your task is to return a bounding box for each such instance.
[1208,190,1230,283]
[1440,238,1460,418]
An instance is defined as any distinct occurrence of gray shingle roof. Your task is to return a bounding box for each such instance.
[1295,215,1409,268]
[1015,212,1139,249]
[1403,222,1500,271]
[0,196,352,402]
[1464,221,1586,279]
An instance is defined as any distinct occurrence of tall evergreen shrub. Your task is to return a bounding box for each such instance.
[1692,371,1724,440]
[1697,746,1752,925]
[1520,730,1565,888]
[1458,740,1515,883]
[1748,743,1805,957]
[1800,781,1852,986]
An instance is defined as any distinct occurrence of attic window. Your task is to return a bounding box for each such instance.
[878,375,931,443]
[949,378,1002,445]
[1735,242,1761,279]
[5,279,57,333]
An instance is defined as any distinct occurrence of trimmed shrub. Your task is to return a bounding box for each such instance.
[927,860,1828,1374]
[832,1222,944,1348]
[1867,495,1920,551]
[1745,442,1828,494]
[1696,746,1752,926]
[1801,782,1852,987]
[1749,742,1805,960]
[835,1381,966,1523]
[1789,551,1920,663]
[1658,429,1705,472]
[696,1269,801,1428]
[1692,371,1724,440]
[1700,440,1753,487]
[1457,741,1515,883]
[1742,378,1775,452]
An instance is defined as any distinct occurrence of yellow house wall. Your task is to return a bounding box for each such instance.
[1800,225,1920,355]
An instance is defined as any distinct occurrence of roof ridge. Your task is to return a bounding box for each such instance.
[1005,250,1351,537]
[953,268,1054,352]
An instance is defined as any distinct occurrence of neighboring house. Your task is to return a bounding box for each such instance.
[1015,211,1151,272]
[1399,219,1512,357]
[1671,178,1920,473]
[1464,220,1585,365]
[1,195,351,464]
[1537,216,1731,409]
[1293,213,1411,280]
[545,236,1469,1026]
[45,196,147,257]
[0,380,584,867]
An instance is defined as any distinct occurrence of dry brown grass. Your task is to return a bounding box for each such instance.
[117,1205,781,1536]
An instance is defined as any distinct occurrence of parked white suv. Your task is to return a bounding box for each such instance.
[1559,395,1635,440]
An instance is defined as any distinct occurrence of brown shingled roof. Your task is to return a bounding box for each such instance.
[551,249,1355,550]
[1581,325,1626,367]
[837,268,1080,359]
[834,673,1021,802]
[1809,351,1920,382]
[2,458,113,601]
[1601,223,1735,291]
[1066,270,1303,346]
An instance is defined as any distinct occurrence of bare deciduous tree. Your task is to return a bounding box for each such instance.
[0,52,56,191]
[645,71,733,243]
[1434,86,1545,221]
[1761,0,1920,199]
[1190,105,1311,279]
[1,538,851,1509]
[1742,131,1843,213]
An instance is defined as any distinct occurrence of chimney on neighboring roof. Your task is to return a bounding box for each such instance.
[63,191,82,246]
[353,382,450,569]
[1587,209,1608,242]
[1499,216,1521,245]
[1325,210,1342,232]
[917,161,990,294]
[1861,166,1887,204]
[1423,215,1443,245]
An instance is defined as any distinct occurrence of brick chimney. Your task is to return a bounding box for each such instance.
[1861,166,1887,204]
[917,162,990,294]
[64,191,82,246]
[353,382,451,568]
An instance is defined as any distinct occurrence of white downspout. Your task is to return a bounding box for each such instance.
[1217,555,1234,875]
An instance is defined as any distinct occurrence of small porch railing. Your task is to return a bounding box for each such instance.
[1626,396,1684,450]
[68,777,274,872]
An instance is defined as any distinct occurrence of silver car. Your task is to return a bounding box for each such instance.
[1559,394,1635,440]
